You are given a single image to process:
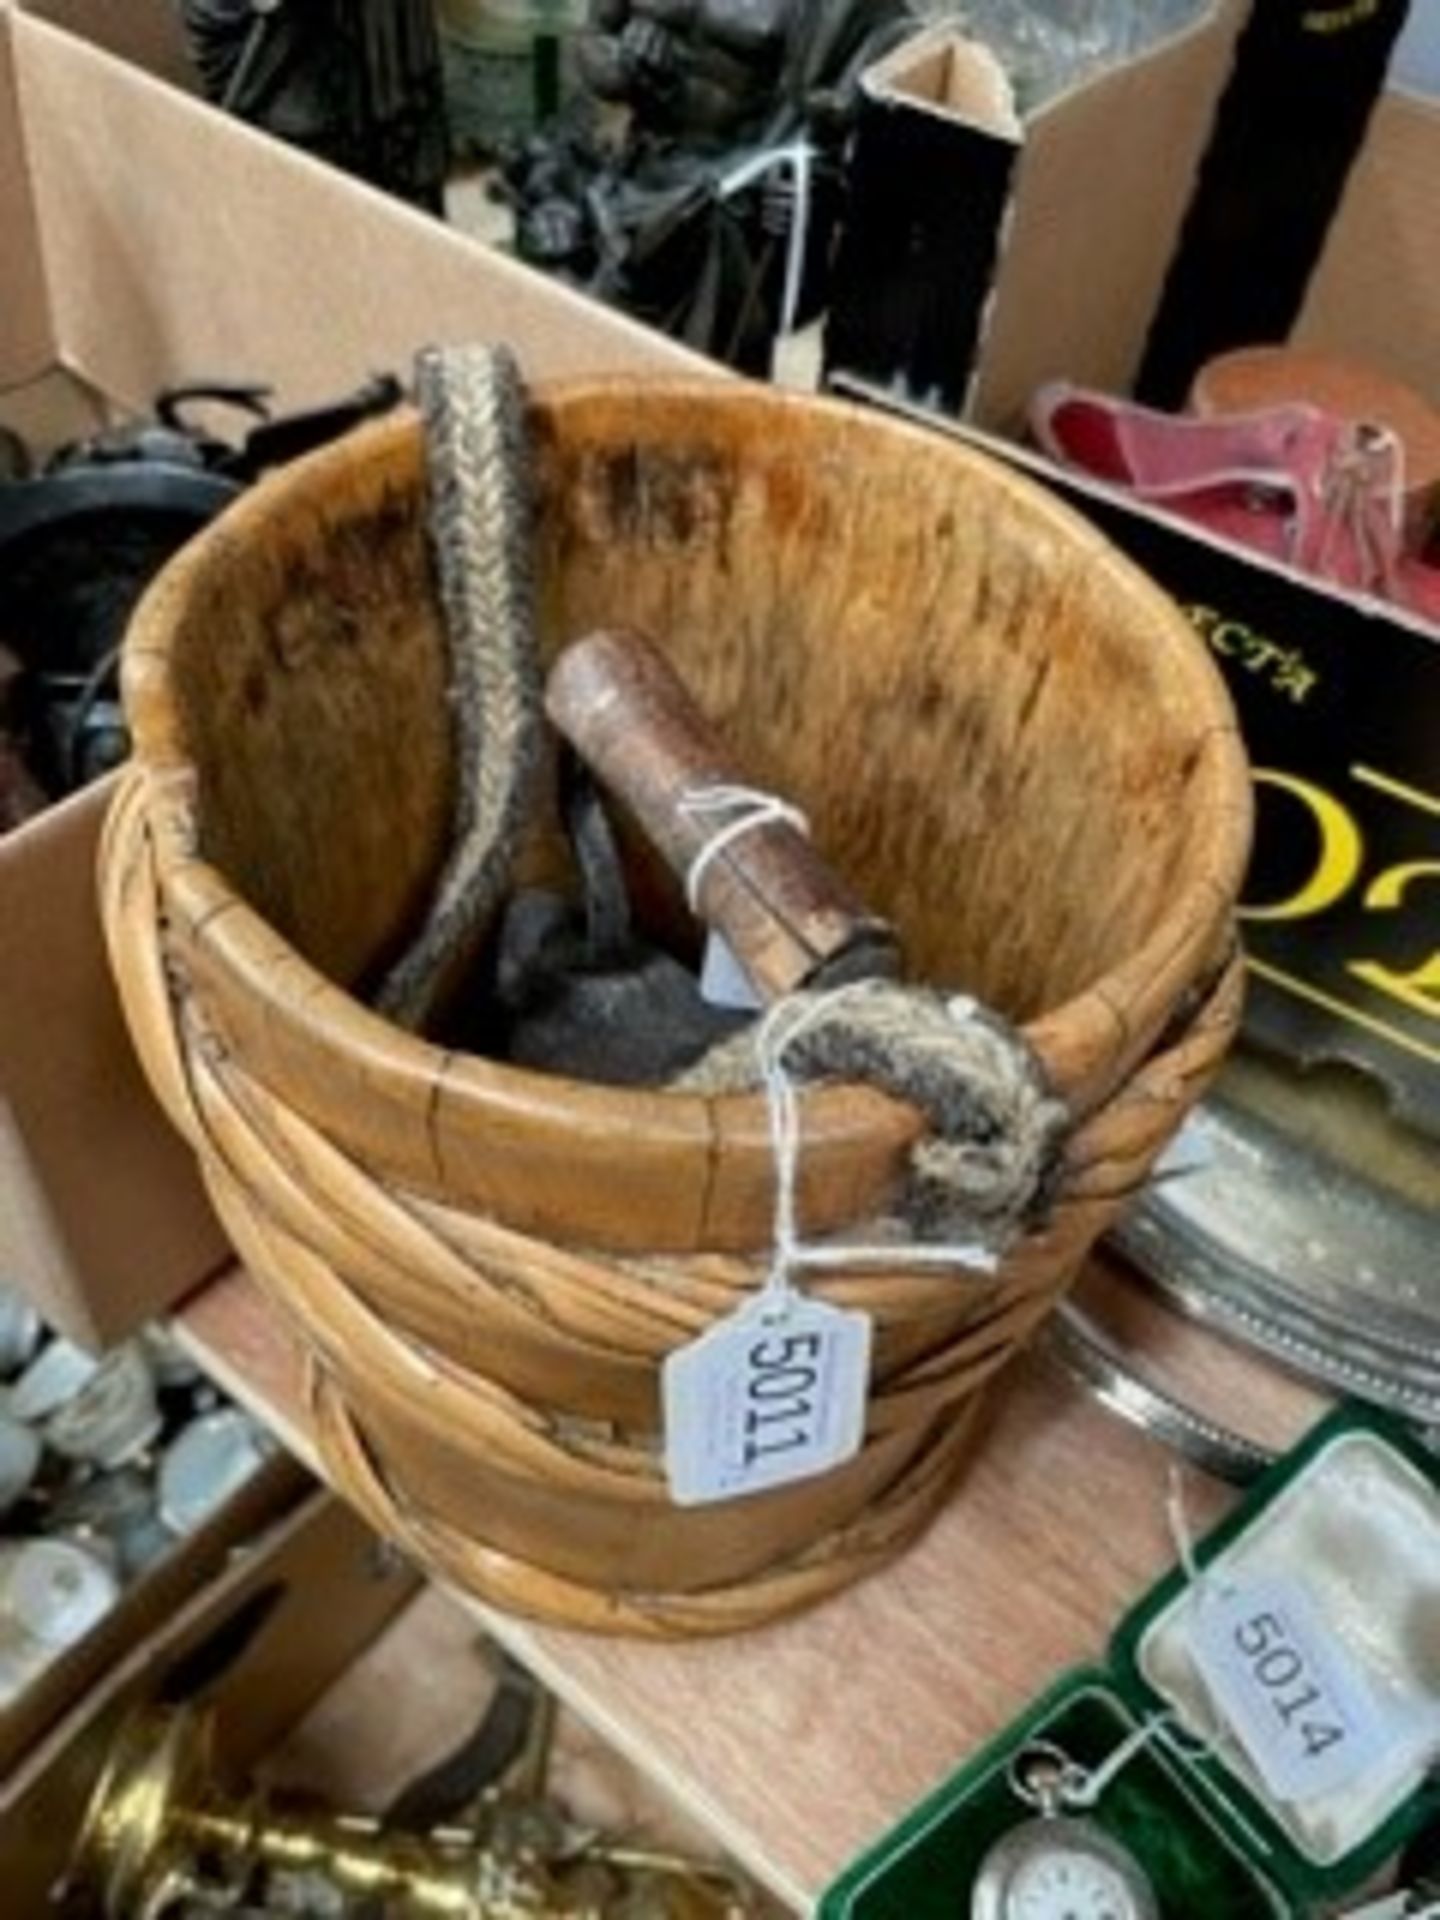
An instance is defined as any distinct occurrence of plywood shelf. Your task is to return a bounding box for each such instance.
[178,1256,1324,1914]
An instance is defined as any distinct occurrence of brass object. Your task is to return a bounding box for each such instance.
[68,1703,510,1917]
[65,1702,753,1919]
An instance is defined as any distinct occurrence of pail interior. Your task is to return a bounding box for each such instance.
[154,385,1233,1030]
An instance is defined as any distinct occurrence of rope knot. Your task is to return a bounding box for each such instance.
[683,977,1068,1256]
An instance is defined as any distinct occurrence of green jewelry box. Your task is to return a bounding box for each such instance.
[820,1404,1440,1919]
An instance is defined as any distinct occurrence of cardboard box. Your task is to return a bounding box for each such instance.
[831,66,1440,1144]
[823,1,1247,433]
[11,0,194,86]
[0,1447,308,1779]
[0,1485,421,1912]
[0,8,697,1349]
[0,779,233,1351]
[1296,85,1440,404]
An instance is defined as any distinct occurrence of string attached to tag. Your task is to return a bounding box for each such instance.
[1166,1464,1207,1591]
[986,1708,1271,1919]
[682,784,811,1010]
[664,824,1011,1503]
[1010,1715,1190,1816]
[679,783,811,913]
[753,989,1000,1312]
[662,977,998,1504]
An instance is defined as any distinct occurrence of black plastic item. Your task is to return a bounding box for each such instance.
[0,460,242,794]
[177,0,450,213]
[822,64,1017,415]
[0,376,404,798]
[0,426,32,483]
[584,139,844,375]
[385,1654,540,1829]
[1137,0,1413,409]
[471,755,747,1081]
[1400,1820,1440,1910]
[227,374,405,478]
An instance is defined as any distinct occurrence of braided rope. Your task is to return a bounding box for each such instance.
[680,981,1068,1252]
[376,345,542,1028]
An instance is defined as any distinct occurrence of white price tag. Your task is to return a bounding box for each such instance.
[662,1295,871,1506]
[1188,1576,1386,1803]
[699,932,765,1011]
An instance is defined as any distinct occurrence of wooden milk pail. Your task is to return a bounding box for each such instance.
[103,381,1250,1635]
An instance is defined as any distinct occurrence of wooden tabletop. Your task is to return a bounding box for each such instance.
[178,1257,1325,1915]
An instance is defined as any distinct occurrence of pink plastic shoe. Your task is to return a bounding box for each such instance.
[1190,344,1440,546]
[1029,381,1440,627]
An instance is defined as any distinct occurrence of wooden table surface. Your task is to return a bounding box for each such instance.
[179,1257,1326,1915]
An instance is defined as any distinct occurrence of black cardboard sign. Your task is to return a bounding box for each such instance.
[834,380,1440,1138]
[1040,478,1440,1140]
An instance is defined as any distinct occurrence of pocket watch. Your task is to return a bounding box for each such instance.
[972,1744,1160,1920]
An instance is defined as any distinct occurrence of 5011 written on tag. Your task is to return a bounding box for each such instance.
[1188,1575,1386,1803]
[662,1295,872,1507]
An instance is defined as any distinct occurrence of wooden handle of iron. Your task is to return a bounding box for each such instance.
[545,629,902,1001]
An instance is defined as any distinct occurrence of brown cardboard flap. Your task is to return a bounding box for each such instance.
[1297,87,1440,404]
[0,1488,420,1915]
[17,0,194,87]
[0,365,110,450]
[13,14,699,417]
[0,1451,308,1779]
[0,779,231,1349]
[0,10,701,1351]
[869,31,1020,138]
[0,15,56,389]
[972,0,1248,431]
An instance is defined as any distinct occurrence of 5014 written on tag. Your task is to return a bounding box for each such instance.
[662,1295,871,1506]
[1188,1575,1385,1803]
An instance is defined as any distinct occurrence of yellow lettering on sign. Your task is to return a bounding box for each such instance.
[1364,860,1440,911]
[1183,604,1320,703]
[1349,860,1440,1022]
[1302,0,1380,31]
[1350,953,1440,1022]
[1353,764,1440,820]
[1240,770,1365,923]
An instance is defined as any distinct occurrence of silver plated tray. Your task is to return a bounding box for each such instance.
[1109,1092,1440,1426]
